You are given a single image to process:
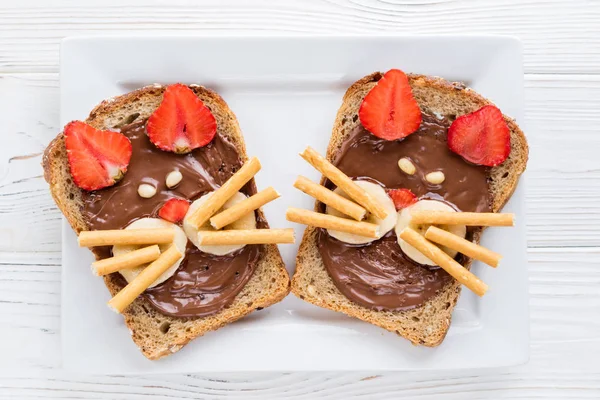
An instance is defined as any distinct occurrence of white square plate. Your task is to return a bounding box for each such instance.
[60,35,529,374]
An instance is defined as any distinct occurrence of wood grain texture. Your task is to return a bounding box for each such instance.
[0,0,599,74]
[1,0,599,398]
[0,249,598,397]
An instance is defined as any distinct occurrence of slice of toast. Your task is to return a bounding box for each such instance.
[43,84,291,359]
[291,73,528,346]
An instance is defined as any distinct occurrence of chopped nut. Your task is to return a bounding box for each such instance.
[137,183,157,198]
[307,285,317,297]
[166,170,183,189]
[425,171,445,185]
[398,158,416,175]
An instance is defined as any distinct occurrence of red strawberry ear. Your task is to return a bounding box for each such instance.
[64,121,132,191]
[447,105,511,167]
[359,69,422,141]
[147,84,217,154]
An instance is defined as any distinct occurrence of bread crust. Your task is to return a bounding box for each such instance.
[43,84,290,360]
[291,72,528,346]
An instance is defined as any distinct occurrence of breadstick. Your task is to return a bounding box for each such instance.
[198,229,295,245]
[293,176,366,221]
[286,207,379,238]
[78,228,174,247]
[424,226,502,268]
[188,157,261,228]
[210,186,280,230]
[410,211,514,227]
[92,245,161,276]
[399,228,488,296]
[107,245,183,313]
[300,147,387,219]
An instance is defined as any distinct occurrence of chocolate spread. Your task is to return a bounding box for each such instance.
[318,113,491,311]
[81,119,263,318]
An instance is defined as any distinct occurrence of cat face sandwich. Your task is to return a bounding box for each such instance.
[288,70,528,346]
[44,84,293,359]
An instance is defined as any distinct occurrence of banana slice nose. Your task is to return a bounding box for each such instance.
[183,191,257,256]
[395,199,467,266]
[112,218,187,287]
[325,180,396,245]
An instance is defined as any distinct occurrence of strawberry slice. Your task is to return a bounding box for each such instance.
[64,121,132,191]
[158,198,190,223]
[447,105,511,167]
[388,188,417,210]
[147,84,217,154]
[359,69,422,141]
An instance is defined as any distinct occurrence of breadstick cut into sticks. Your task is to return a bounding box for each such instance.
[78,228,174,247]
[92,245,161,276]
[188,157,261,228]
[399,228,488,296]
[300,147,387,219]
[410,211,514,227]
[425,226,502,268]
[286,207,379,238]
[210,186,280,230]
[293,176,366,221]
[198,229,295,245]
[107,245,183,313]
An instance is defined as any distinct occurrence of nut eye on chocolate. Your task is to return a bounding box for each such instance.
[289,69,527,347]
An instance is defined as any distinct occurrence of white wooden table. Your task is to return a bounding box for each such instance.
[1,0,599,398]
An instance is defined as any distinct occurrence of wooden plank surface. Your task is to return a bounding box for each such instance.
[0,0,599,74]
[0,0,598,398]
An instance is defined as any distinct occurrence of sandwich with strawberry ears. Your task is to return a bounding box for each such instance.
[289,70,528,346]
[43,84,291,359]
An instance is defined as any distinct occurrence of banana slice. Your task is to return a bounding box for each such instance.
[183,191,257,256]
[395,199,467,266]
[326,180,396,244]
[112,218,187,287]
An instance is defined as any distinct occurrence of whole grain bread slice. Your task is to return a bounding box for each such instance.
[43,84,290,360]
[291,72,528,346]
